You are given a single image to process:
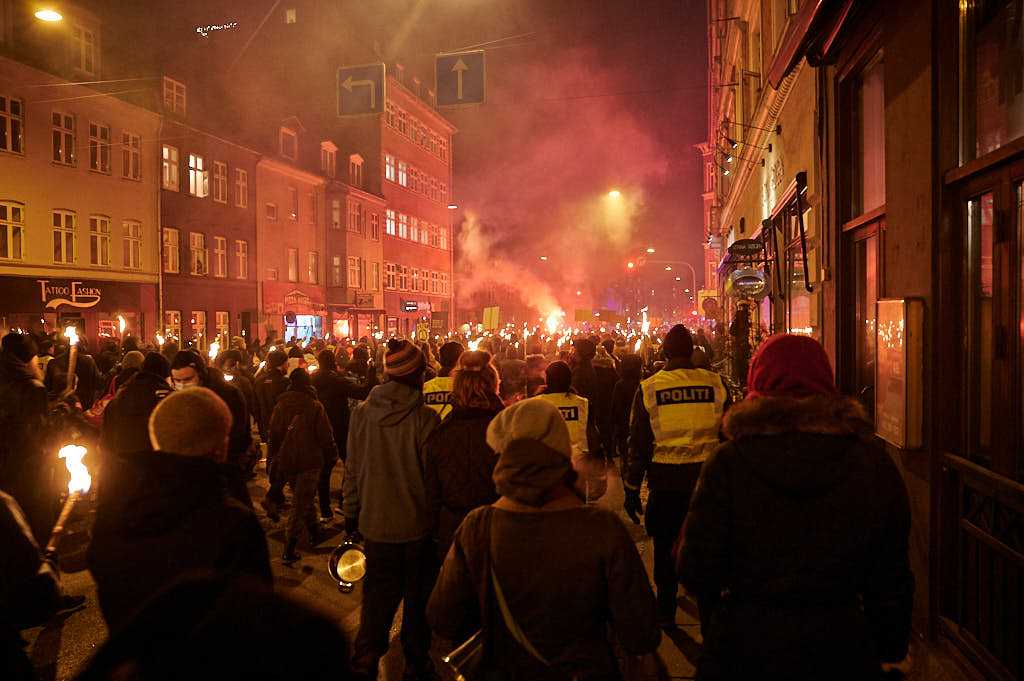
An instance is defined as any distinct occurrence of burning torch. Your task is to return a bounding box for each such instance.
[63,326,79,397]
[117,314,127,339]
[45,444,92,558]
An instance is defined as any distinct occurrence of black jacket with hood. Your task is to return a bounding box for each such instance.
[676,394,914,680]
[268,388,338,476]
[88,450,272,632]
[310,368,375,461]
[100,370,172,457]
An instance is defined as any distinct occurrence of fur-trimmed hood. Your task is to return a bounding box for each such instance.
[723,394,871,440]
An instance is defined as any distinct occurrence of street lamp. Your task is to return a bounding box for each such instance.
[607,189,621,198]
[539,255,548,261]
[447,203,458,210]
[35,8,62,21]
[646,247,656,254]
[664,266,672,271]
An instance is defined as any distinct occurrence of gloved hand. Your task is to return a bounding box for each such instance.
[624,488,643,525]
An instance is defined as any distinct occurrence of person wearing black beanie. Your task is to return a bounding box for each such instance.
[101,352,173,458]
[624,323,732,629]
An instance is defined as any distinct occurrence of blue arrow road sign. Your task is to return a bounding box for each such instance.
[436,51,485,106]
[337,63,386,116]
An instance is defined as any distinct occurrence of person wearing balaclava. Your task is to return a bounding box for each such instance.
[624,324,731,629]
[676,334,914,680]
[427,397,660,679]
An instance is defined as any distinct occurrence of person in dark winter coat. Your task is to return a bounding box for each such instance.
[45,335,102,409]
[100,352,172,458]
[423,350,503,560]
[0,333,56,544]
[610,354,643,462]
[427,398,660,681]
[88,388,272,633]
[254,349,289,441]
[344,339,441,680]
[676,334,914,680]
[267,369,339,563]
[570,337,598,401]
[310,350,375,521]
[591,346,618,462]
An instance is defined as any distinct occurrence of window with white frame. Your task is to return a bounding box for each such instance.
[289,187,298,220]
[212,162,227,202]
[385,103,396,127]
[191,311,206,343]
[162,145,179,190]
[213,236,227,277]
[1,97,24,154]
[88,122,110,172]
[321,142,336,177]
[287,248,298,281]
[398,109,407,134]
[0,201,24,260]
[349,200,363,234]
[411,268,420,293]
[162,77,186,114]
[332,255,342,286]
[398,161,408,187]
[235,169,248,207]
[430,271,438,294]
[398,213,408,239]
[189,232,208,275]
[372,262,380,291]
[347,256,362,288]
[420,223,429,245]
[163,227,179,273]
[386,209,396,235]
[371,213,380,240]
[266,203,278,220]
[308,251,319,284]
[331,199,341,229]
[52,112,75,165]
[235,240,248,279]
[215,311,229,338]
[410,217,419,243]
[123,220,141,269]
[439,225,449,250]
[52,210,75,264]
[266,267,279,281]
[400,265,409,291]
[188,154,208,197]
[385,154,396,182]
[280,127,297,159]
[72,25,97,75]
[165,310,181,339]
[308,192,316,224]
[122,132,141,180]
[385,262,397,289]
[349,154,363,187]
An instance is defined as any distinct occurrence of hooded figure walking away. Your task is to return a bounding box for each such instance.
[344,339,441,681]
[676,334,914,680]
[427,398,660,681]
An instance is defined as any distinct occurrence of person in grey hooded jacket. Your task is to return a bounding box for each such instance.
[343,339,440,680]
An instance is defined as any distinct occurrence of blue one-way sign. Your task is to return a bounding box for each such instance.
[337,63,386,117]
[436,51,485,106]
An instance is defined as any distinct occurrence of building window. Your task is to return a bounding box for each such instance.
[163,227,179,273]
[164,310,181,339]
[266,203,278,220]
[188,154,208,197]
[349,200,363,234]
[441,272,449,295]
[400,265,409,291]
[52,210,75,264]
[410,217,419,243]
[0,201,24,260]
[372,262,380,291]
[162,145,179,190]
[386,209,396,235]
[398,161,408,187]
[190,311,206,343]
[266,267,279,281]
[398,213,408,239]
[332,255,342,286]
[310,192,317,224]
[213,236,227,277]
[851,51,885,216]
[1,97,24,154]
[189,232,208,275]
[321,142,336,177]
[287,247,298,281]
[88,122,110,173]
[213,162,228,203]
[52,112,75,166]
[412,268,421,293]
[420,223,429,246]
[235,169,248,207]
[162,77,186,114]
[308,251,319,284]
[370,213,380,240]
[122,132,141,180]
[385,262,397,289]
[329,199,340,229]
[123,220,142,269]
[215,311,229,339]
[289,187,299,220]
[88,215,110,266]
[72,25,97,75]
[280,127,297,159]
[235,240,248,279]
[385,154,396,182]
[439,225,448,250]
[398,108,408,134]
[349,154,363,187]
[348,256,362,288]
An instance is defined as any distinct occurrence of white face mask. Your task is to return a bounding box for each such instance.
[173,379,200,390]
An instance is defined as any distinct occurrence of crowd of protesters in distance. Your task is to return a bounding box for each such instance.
[0,320,914,681]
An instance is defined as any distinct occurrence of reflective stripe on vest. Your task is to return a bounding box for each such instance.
[537,392,589,456]
[640,367,727,464]
[423,376,454,419]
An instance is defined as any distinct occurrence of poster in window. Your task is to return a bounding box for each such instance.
[875,298,923,449]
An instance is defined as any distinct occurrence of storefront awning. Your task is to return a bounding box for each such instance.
[767,0,863,90]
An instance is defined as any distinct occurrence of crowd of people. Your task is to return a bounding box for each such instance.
[0,321,915,680]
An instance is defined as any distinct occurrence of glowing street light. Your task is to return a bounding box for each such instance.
[34,8,62,22]
[646,247,656,254]
[664,266,672,271]
[675,276,681,281]
[539,255,548,261]
[575,290,582,296]
[607,189,621,198]
[447,203,458,210]
[626,261,636,270]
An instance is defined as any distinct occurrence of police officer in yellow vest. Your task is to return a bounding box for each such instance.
[537,360,607,502]
[625,324,730,627]
[422,341,464,420]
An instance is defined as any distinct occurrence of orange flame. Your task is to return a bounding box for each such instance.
[59,444,91,494]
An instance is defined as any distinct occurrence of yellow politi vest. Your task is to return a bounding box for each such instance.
[640,367,727,465]
[537,392,589,456]
[423,376,454,419]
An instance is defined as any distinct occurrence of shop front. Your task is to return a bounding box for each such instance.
[261,283,326,343]
[0,274,157,342]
